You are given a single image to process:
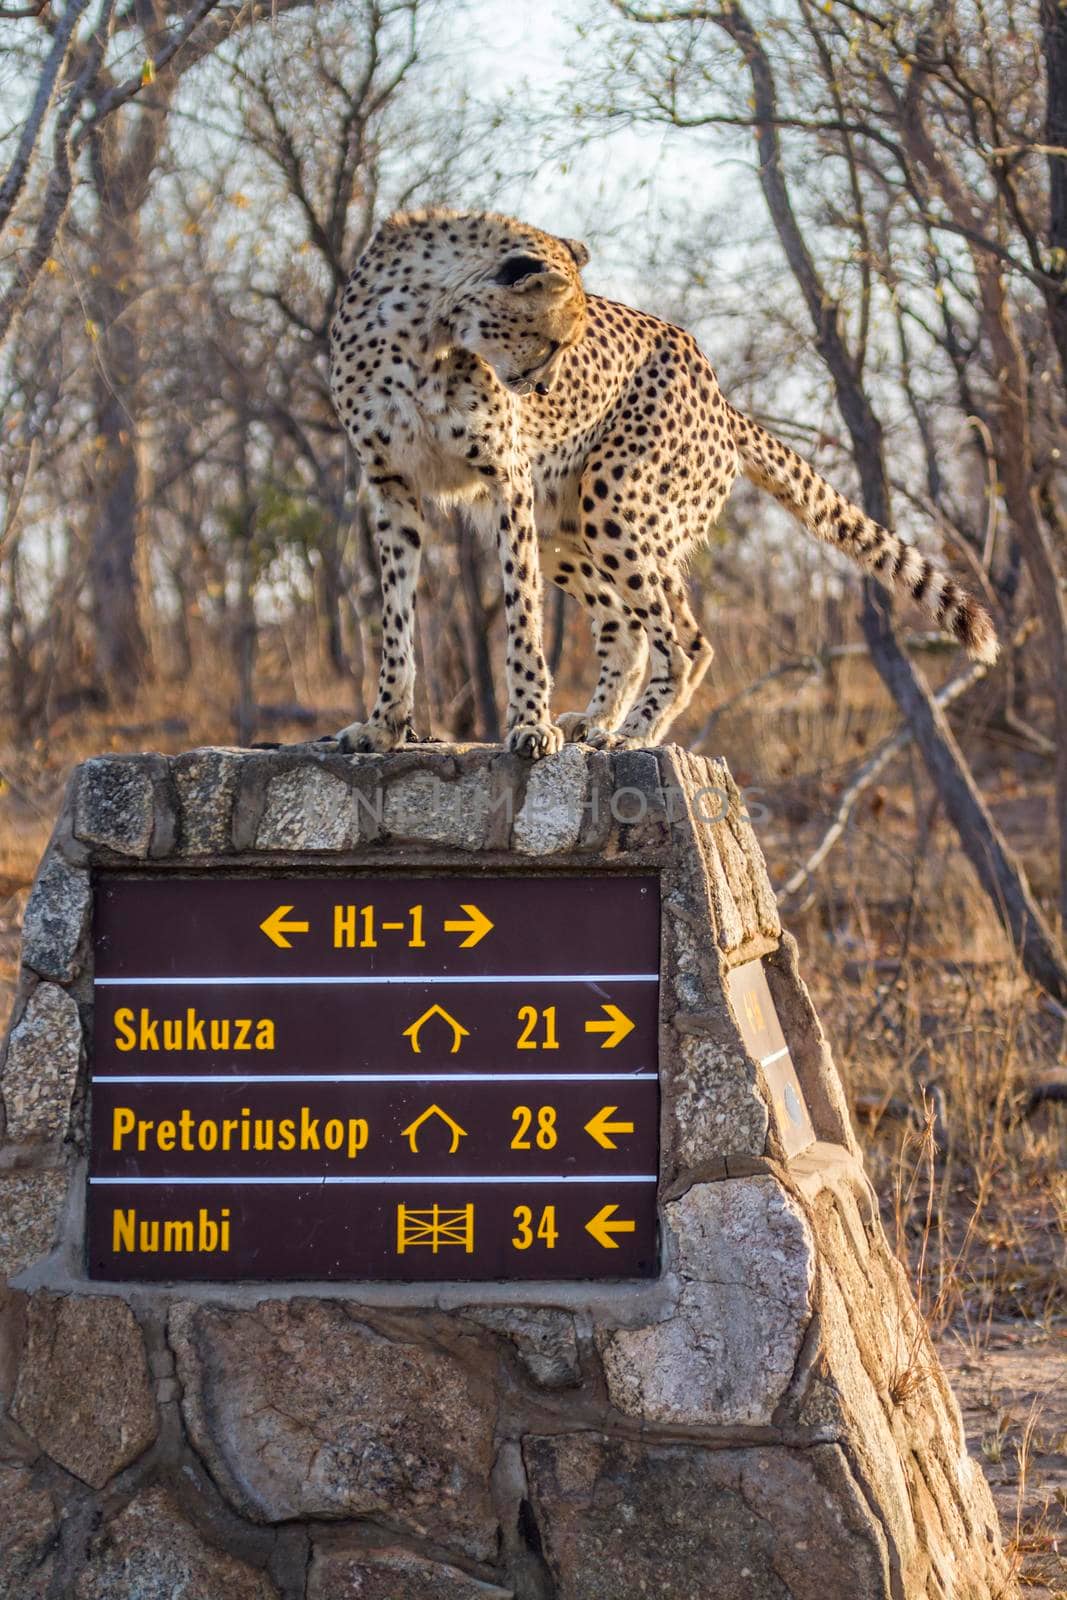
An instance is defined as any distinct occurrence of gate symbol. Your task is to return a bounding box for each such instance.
[396,1203,475,1254]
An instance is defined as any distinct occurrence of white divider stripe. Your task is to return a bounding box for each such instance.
[94,972,659,988]
[93,1071,658,1084]
[90,1173,659,1186]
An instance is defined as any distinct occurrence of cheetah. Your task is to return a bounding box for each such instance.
[328,206,997,758]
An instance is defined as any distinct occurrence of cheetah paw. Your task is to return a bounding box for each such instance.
[582,725,626,750]
[584,727,652,751]
[334,718,412,755]
[506,721,565,760]
[556,712,597,744]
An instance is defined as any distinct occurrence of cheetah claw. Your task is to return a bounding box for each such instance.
[506,721,565,760]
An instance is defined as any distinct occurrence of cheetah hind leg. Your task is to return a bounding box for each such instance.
[657,576,714,728]
[587,569,693,750]
[589,571,714,749]
[549,564,649,745]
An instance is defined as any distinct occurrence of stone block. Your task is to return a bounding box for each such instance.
[383,768,492,850]
[307,1546,512,1599]
[665,1028,768,1170]
[460,1305,581,1388]
[174,748,245,854]
[2,983,82,1142]
[170,1301,498,1560]
[11,1292,157,1487]
[0,1169,66,1278]
[255,765,356,850]
[74,1487,277,1600]
[600,1177,813,1425]
[513,745,588,854]
[20,854,91,982]
[73,758,155,856]
[523,1433,892,1599]
[0,1463,56,1600]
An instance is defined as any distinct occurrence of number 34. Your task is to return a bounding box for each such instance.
[512,1205,558,1249]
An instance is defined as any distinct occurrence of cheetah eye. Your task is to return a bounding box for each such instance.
[493,254,548,286]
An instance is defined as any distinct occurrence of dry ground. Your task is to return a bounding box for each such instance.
[0,612,1063,1593]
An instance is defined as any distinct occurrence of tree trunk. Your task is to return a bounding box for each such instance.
[87,195,148,700]
[85,84,172,702]
[1041,0,1067,380]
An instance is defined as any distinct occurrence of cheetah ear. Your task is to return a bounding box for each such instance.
[564,237,589,269]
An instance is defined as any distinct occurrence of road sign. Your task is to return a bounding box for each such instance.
[88,874,661,1282]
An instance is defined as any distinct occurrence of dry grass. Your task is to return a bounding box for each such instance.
[0,591,1063,1590]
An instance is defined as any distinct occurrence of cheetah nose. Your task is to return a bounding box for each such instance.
[534,381,550,396]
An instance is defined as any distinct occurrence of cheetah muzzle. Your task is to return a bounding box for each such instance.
[328,205,998,760]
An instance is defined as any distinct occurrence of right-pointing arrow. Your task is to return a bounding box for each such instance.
[585,1204,636,1249]
[584,1105,636,1149]
[443,903,494,948]
[584,1003,635,1049]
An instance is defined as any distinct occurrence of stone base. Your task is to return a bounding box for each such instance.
[0,744,1014,1598]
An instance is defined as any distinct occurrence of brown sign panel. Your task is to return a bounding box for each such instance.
[88,874,661,1282]
[726,960,815,1158]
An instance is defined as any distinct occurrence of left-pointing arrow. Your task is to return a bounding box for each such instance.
[584,1105,635,1149]
[585,1204,637,1249]
[260,905,310,948]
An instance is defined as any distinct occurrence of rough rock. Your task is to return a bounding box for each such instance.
[174,747,244,854]
[523,1433,891,1600]
[307,1546,512,1599]
[0,1463,56,1600]
[513,745,588,854]
[0,1169,66,1278]
[255,765,356,850]
[170,1301,498,1559]
[74,1487,277,1599]
[460,1306,581,1388]
[20,854,91,982]
[11,1292,157,1487]
[601,1177,813,1425]
[666,1028,768,1167]
[73,758,154,856]
[2,983,82,1142]
[383,769,492,850]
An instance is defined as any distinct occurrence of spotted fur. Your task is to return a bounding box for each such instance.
[328,206,998,757]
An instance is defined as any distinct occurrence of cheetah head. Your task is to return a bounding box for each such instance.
[450,232,589,397]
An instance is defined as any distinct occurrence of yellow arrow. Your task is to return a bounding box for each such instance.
[584,1003,635,1050]
[402,1004,470,1055]
[585,1204,636,1249]
[260,904,310,949]
[443,904,494,948]
[584,1105,635,1149]
[400,1104,468,1154]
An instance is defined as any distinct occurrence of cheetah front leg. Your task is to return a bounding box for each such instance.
[477,473,563,760]
[336,480,424,754]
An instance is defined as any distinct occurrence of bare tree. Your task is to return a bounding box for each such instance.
[593,0,1067,996]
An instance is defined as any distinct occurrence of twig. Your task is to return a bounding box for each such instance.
[780,618,1038,911]
[692,631,954,750]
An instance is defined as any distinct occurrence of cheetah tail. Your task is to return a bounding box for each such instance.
[731,408,999,665]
